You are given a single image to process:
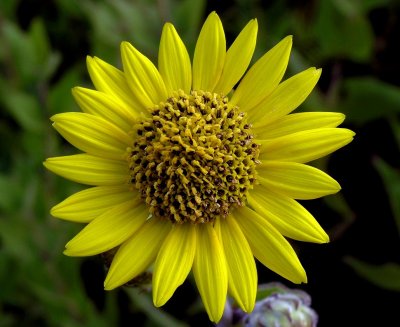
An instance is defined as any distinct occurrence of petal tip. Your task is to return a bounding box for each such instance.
[239,297,256,314]
[120,41,130,53]
[323,234,330,243]
[163,22,174,30]
[285,35,293,44]
[315,229,330,244]
[63,247,73,256]
[49,205,59,217]
[63,243,84,257]
[248,18,258,29]
[332,112,346,126]
[153,292,169,308]
[49,114,59,122]
[207,11,222,25]
[208,309,224,323]
[104,278,116,291]
[298,268,308,284]
[92,56,102,63]
[71,86,80,96]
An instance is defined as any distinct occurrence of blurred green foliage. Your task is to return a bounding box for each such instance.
[0,0,399,326]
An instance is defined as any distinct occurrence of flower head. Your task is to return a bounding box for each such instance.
[44,12,354,322]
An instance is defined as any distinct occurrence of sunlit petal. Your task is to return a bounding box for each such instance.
[193,224,228,323]
[153,224,196,307]
[217,217,257,312]
[230,36,292,111]
[250,68,321,123]
[72,87,139,131]
[64,200,147,256]
[51,112,131,160]
[255,112,345,139]
[43,154,128,186]
[214,19,258,95]
[248,188,329,243]
[104,218,171,289]
[235,206,307,284]
[259,128,355,163]
[86,56,141,110]
[159,23,191,94]
[51,185,134,222]
[257,161,341,199]
[193,12,226,91]
[121,41,168,108]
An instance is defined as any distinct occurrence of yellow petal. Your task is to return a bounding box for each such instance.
[248,188,329,243]
[192,12,226,91]
[230,36,292,111]
[86,56,141,110]
[214,19,258,95]
[193,224,228,323]
[51,113,131,160]
[43,154,128,186]
[251,67,321,123]
[121,41,167,109]
[51,185,134,223]
[64,200,147,256]
[235,206,307,284]
[72,87,139,131]
[158,23,191,94]
[258,128,355,163]
[104,218,171,290]
[217,217,257,313]
[254,112,345,139]
[153,224,196,307]
[257,161,341,199]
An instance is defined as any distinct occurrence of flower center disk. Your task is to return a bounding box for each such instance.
[128,90,259,224]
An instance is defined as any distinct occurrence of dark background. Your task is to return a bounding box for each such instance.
[1,0,400,326]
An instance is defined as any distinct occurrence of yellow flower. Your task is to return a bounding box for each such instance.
[44,12,354,322]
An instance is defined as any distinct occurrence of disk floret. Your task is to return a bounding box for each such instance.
[128,90,259,223]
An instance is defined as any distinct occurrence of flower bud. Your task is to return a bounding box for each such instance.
[233,283,318,327]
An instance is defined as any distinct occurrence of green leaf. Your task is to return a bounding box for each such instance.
[323,193,355,239]
[0,174,20,212]
[1,18,60,84]
[0,0,18,18]
[0,84,43,132]
[388,117,400,149]
[373,158,400,235]
[1,20,35,82]
[0,215,37,265]
[361,0,392,12]
[313,0,373,62]
[47,67,81,115]
[173,0,206,53]
[127,288,189,327]
[340,77,400,124]
[332,0,360,16]
[110,0,160,55]
[81,0,160,60]
[29,18,50,64]
[29,18,61,81]
[345,257,400,291]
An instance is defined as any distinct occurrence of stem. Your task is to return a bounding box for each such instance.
[126,288,189,327]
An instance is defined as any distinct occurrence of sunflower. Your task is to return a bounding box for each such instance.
[44,12,354,322]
